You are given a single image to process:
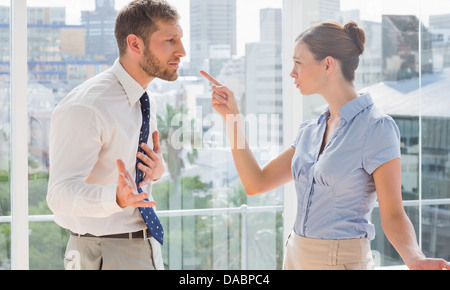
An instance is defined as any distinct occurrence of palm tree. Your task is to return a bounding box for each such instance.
[157,103,200,269]
[157,104,199,195]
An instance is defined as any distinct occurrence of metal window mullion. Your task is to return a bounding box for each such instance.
[417,0,423,250]
[10,0,28,270]
[282,0,304,249]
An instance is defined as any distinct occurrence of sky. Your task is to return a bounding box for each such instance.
[18,0,449,23]
[341,0,450,25]
[21,0,283,57]
[3,0,450,56]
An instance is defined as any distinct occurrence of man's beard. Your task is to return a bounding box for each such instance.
[140,46,179,82]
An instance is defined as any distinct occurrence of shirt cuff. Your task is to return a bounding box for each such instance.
[101,184,123,214]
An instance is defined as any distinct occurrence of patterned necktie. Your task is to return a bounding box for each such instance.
[136,92,164,245]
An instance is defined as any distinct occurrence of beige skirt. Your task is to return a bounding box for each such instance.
[283,230,375,270]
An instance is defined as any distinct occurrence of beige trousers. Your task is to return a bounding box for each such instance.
[283,230,375,270]
[64,234,164,270]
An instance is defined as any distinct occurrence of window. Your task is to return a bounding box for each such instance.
[1,0,449,270]
[3,0,284,270]
[291,0,450,267]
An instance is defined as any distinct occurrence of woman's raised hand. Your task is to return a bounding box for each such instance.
[200,70,240,118]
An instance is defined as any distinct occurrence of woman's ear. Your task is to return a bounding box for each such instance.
[324,56,335,73]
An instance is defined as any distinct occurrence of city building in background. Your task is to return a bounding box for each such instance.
[82,0,118,64]
[245,8,283,150]
[429,13,450,68]
[0,4,111,171]
[189,0,237,76]
[298,0,342,120]
[382,15,433,81]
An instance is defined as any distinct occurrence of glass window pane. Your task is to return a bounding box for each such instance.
[346,0,424,268]
[27,0,283,270]
[27,0,111,269]
[29,222,68,269]
[154,0,283,270]
[304,0,422,267]
[420,0,450,262]
[0,0,10,270]
[27,0,109,270]
[296,0,449,267]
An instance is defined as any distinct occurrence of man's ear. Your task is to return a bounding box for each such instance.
[126,34,144,56]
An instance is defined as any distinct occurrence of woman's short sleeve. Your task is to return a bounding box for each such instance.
[292,121,312,148]
[363,117,401,175]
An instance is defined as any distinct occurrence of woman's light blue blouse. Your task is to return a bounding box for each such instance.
[291,93,401,240]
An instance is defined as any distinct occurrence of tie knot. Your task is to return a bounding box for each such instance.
[140,92,149,108]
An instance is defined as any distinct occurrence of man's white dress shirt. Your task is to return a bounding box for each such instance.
[47,59,158,236]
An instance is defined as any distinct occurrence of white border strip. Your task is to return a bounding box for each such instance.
[282,0,304,250]
[10,0,29,270]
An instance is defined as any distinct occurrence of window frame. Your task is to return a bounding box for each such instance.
[281,0,302,248]
[10,0,29,270]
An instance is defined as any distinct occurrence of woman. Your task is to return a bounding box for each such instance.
[201,21,450,270]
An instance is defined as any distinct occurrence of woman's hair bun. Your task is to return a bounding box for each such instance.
[296,20,367,82]
[344,21,366,55]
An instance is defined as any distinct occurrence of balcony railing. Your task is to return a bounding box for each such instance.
[2,198,449,225]
[0,204,284,270]
[1,199,449,270]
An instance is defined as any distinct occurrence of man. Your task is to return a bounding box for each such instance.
[47,0,186,270]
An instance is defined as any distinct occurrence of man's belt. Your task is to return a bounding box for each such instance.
[71,229,151,240]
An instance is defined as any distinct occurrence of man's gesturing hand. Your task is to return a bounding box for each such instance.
[116,159,156,209]
[136,130,165,188]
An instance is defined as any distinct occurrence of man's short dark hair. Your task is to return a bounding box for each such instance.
[115,0,180,57]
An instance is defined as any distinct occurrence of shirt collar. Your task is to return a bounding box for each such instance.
[111,58,147,105]
[339,93,373,122]
[318,93,374,124]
